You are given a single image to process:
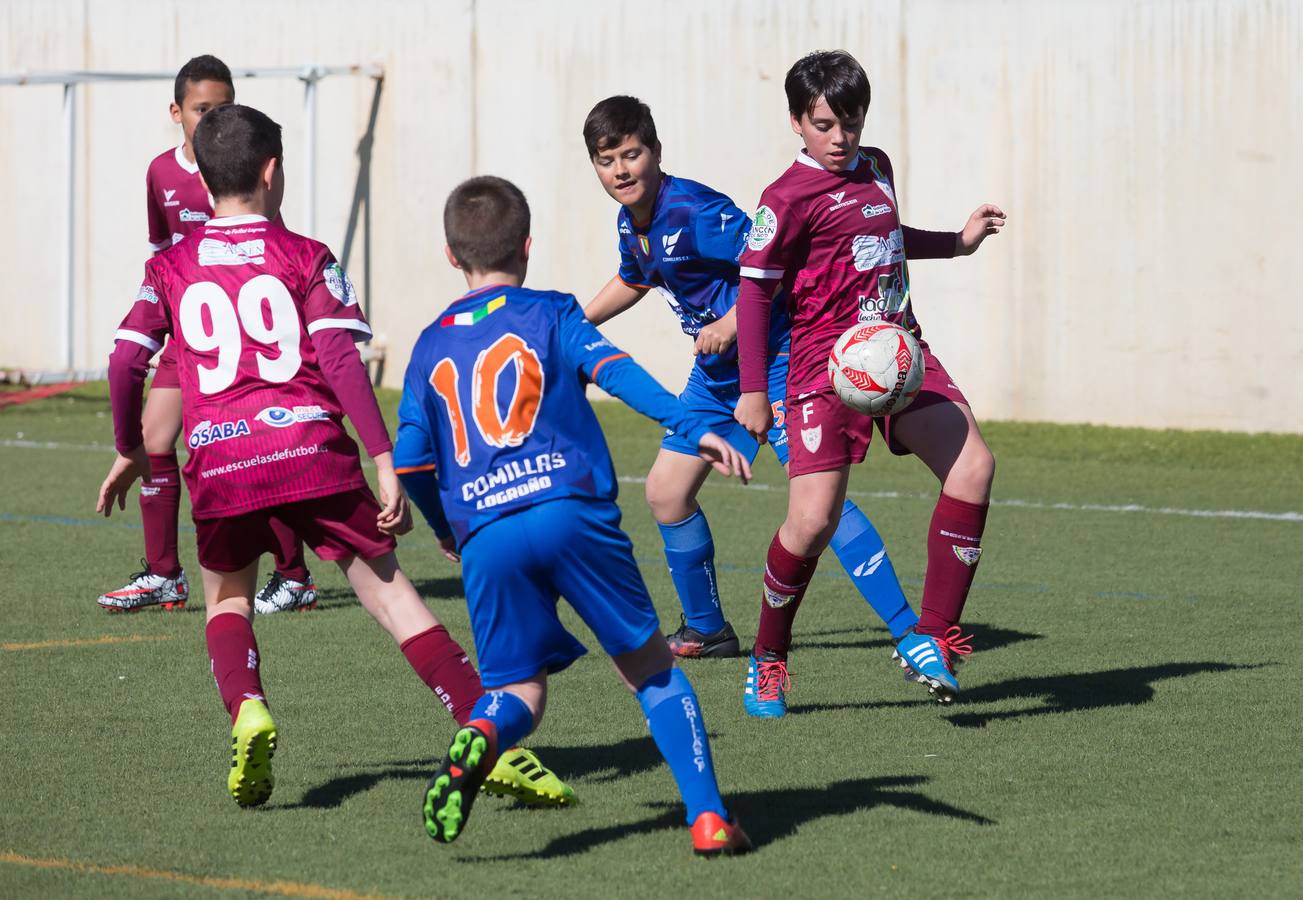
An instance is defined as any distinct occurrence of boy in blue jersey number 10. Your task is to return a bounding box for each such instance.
[395,176,753,856]
[581,97,923,688]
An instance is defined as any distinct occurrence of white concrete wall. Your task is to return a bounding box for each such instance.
[2,0,1300,432]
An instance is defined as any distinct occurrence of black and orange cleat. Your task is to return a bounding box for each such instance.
[423,721,499,843]
[691,811,753,857]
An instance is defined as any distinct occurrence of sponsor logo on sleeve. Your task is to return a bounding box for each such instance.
[198,237,266,267]
[187,418,250,450]
[851,227,905,272]
[323,262,358,307]
[746,206,778,251]
[135,284,159,305]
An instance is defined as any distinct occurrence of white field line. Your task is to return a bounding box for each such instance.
[1,438,1296,524]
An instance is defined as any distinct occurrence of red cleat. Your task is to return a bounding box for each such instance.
[691,811,753,857]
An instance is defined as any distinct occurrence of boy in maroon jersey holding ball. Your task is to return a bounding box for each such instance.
[734,50,1006,713]
[96,55,315,616]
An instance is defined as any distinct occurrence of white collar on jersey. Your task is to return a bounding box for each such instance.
[206,214,269,227]
[794,148,861,172]
[173,144,200,175]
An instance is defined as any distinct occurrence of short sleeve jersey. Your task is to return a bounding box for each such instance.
[738,148,922,396]
[396,285,634,548]
[616,174,789,386]
[115,215,374,518]
[145,146,213,253]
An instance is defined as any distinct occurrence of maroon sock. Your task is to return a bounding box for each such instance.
[141,452,182,578]
[269,518,310,583]
[753,532,821,659]
[917,493,990,637]
[206,612,266,723]
[401,625,483,725]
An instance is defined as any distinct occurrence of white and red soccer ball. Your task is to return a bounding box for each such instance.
[828,322,924,416]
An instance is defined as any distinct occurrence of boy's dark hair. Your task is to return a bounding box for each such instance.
[193,105,282,200]
[444,176,530,273]
[582,95,660,158]
[784,50,871,121]
[174,54,234,106]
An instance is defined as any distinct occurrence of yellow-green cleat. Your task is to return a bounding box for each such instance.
[228,698,276,808]
[424,724,496,843]
[482,747,577,807]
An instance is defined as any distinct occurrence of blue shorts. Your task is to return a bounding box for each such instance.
[458,497,661,688]
[661,352,791,466]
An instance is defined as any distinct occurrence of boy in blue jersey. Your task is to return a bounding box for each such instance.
[582,97,925,691]
[395,176,753,856]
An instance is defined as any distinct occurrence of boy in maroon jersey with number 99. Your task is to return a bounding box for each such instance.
[734,50,1006,712]
[96,55,316,616]
[97,104,574,809]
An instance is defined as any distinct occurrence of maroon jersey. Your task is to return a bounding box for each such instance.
[145,145,213,254]
[115,215,374,518]
[738,147,951,396]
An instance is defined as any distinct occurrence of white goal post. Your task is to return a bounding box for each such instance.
[0,63,384,379]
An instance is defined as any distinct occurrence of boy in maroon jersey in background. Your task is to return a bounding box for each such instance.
[96,104,573,810]
[734,50,1006,713]
[97,55,316,616]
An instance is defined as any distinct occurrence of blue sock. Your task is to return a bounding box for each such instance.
[657,509,726,635]
[468,689,534,751]
[637,668,727,824]
[829,500,919,639]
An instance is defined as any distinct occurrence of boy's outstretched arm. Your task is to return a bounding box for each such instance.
[733,275,780,442]
[98,338,155,516]
[561,301,751,483]
[312,327,412,537]
[904,205,1006,259]
[584,276,648,325]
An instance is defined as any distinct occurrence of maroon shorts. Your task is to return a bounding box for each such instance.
[786,347,970,475]
[152,340,180,390]
[874,347,969,456]
[195,487,396,572]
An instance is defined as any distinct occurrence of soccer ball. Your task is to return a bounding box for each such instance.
[828,322,925,416]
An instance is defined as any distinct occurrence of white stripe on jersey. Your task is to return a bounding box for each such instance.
[114,329,161,353]
[740,266,785,279]
[306,318,373,337]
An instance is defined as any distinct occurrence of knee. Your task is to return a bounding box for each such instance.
[142,413,181,455]
[783,507,839,555]
[644,474,693,524]
[947,444,995,502]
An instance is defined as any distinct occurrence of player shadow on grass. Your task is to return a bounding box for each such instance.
[286,735,672,809]
[942,661,1264,729]
[467,774,993,860]
[795,621,1042,654]
[311,575,465,610]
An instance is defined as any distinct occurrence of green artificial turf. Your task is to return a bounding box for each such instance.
[1,384,1300,898]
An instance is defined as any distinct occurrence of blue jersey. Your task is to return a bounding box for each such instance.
[616,174,789,387]
[396,285,710,547]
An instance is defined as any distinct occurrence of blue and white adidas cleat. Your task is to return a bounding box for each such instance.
[893,627,973,703]
[744,652,791,718]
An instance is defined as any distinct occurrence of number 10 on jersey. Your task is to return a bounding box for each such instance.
[430,333,545,467]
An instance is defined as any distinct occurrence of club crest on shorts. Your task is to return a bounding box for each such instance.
[952,545,983,566]
[801,425,822,453]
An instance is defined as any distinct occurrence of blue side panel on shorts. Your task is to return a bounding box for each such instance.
[661,346,791,466]
[459,498,661,688]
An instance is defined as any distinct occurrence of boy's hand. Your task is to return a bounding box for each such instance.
[694,309,738,356]
[96,447,151,517]
[734,391,773,443]
[374,457,414,536]
[956,204,1006,256]
[437,535,461,564]
[697,432,752,484]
